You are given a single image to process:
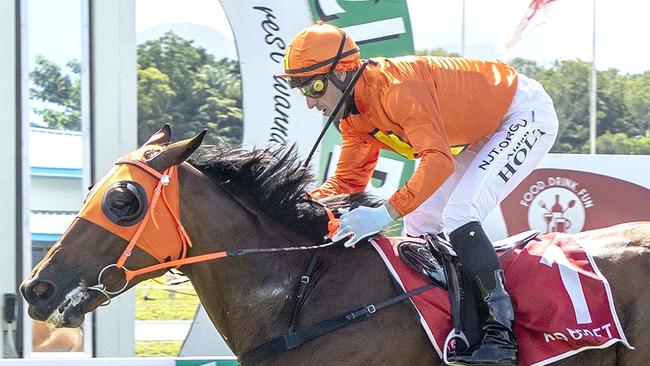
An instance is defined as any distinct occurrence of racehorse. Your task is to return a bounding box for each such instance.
[21,125,650,365]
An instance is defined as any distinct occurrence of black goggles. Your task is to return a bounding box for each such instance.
[296,74,329,98]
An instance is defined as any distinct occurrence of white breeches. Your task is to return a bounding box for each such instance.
[404,73,559,236]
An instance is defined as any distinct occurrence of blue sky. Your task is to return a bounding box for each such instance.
[27,0,650,74]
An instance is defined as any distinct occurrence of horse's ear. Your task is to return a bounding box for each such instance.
[142,124,172,147]
[147,129,207,171]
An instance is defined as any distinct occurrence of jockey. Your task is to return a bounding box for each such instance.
[279,21,558,365]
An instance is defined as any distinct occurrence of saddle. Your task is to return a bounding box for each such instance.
[397,230,540,351]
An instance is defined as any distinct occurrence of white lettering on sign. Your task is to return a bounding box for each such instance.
[543,332,568,342]
[342,18,406,43]
[543,323,613,343]
[520,180,547,207]
[540,245,592,324]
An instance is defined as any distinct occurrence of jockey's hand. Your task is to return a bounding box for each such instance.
[331,204,393,247]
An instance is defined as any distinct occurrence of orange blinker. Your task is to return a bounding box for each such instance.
[78,148,188,266]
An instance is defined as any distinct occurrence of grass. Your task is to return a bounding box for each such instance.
[135,341,183,357]
[134,277,201,357]
[135,278,201,320]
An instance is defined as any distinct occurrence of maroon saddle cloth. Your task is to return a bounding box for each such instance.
[369,231,631,366]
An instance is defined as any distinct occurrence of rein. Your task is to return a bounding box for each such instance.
[302,59,371,168]
[89,157,341,300]
[84,155,436,365]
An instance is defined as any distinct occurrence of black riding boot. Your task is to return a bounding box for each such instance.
[448,269,518,365]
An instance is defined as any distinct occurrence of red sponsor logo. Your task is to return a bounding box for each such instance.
[501,169,650,235]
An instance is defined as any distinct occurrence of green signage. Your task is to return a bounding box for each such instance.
[308,0,415,232]
[308,0,415,186]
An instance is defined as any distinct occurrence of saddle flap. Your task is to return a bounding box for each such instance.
[413,230,541,257]
[397,239,448,289]
[424,234,457,257]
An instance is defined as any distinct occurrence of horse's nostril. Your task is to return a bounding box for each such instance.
[33,282,49,297]
[25,281,55,304]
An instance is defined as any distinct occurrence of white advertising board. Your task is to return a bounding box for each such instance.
[220,0,323,162]
[485,154,650,240]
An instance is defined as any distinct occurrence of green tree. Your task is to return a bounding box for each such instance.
[596,131,650,154]
[509,58,544,79]
[424,53,650,154]
[137,31,242,145]
[29,55,81,131]
[596,68,633,135]
[535,60,591,153]
[515,60,650,154]
[625,71,650,134]
[138,67,176,130]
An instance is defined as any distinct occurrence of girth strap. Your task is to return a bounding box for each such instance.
[239,283,435,366]
[290,251,320,332]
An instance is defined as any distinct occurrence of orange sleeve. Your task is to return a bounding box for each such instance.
[384,81,455,216]
[310,118,380,200]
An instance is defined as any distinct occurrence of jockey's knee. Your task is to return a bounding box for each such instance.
[442,203,482,233]
[403,210,444,237]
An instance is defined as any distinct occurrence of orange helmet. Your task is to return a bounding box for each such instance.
[278,21,360,78]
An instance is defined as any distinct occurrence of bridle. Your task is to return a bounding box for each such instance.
[81,150,435,366]
[87,27,371,302]
[82,156,341,305]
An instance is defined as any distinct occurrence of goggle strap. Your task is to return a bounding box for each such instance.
[324,32,348,79]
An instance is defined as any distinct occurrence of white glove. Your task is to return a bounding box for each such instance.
[331,204,394,247]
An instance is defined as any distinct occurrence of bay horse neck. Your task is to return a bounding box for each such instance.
[175,162,317,355]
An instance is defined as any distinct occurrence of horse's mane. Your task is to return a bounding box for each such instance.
[189,144,382,242]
